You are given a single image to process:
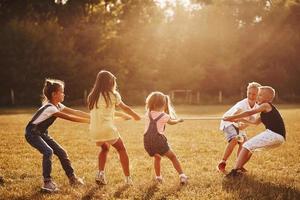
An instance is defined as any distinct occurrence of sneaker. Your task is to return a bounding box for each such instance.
[217,160,226,173]
[125,176,133,186]
[69,175,85,186]
[41,180,59,193]
[155,176,163,184]
[95,171,107,185]
[179,174,188,185]
[225,169,243,178]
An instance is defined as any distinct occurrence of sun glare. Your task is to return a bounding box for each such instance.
[154,0,202,20]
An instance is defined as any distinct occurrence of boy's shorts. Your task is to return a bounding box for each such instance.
[223,125,246,142]
[243,129,284,153]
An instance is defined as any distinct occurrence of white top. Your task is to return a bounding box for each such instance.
[89,91,122,141]
[32,102,65,124]
[144,111,171,134]
[220,98,259,130]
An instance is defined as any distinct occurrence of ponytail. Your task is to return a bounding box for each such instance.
[42,78,64,104]
[164,95,177,119]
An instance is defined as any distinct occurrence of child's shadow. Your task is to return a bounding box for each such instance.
[113,184,130,198]
[81,185,105,200]
[142,182,160,200]
[11,190,59,200]
[157,184,183,200]
[222,175,300,200]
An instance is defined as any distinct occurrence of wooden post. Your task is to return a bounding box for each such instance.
[185,90,189,102]
[240,86,244,98]
[196,91,200,104]
[189,93,192,104]
[83,90,87,105]
[171,91,174,101]
[10,89,15,105]
[218,90,222,104]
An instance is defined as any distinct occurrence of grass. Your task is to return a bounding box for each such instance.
[0,104,300,200]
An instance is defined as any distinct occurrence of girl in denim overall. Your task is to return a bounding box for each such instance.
[25,79,90,192]
[144,91,188,185]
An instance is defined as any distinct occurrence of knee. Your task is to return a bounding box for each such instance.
[167,153,177,161]
[229,138,238,145]
[55,148,68,159]
[44,148,53,158]
[115,144,126,153]
[154,155,161,161]
[101,144,110,153]
[113,140,127,153]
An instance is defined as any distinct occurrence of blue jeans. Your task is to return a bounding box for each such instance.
[25,130,74,181]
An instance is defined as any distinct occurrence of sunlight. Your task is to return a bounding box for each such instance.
[154,0,202,10]
[154,0,202,20]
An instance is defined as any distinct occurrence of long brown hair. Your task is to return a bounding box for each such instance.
[87,70,116,110]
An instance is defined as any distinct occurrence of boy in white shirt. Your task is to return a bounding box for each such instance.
[217,82,261,173]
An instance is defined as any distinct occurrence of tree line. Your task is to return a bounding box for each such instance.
[0,0,299,106]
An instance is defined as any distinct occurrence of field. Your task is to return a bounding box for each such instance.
[0,105,300,200]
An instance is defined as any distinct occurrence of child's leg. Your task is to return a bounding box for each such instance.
[235,130,284,169]
[42,134,74,178]
[154,154,161,177]
[237,134,248,157]
[25,134,54,181]
[98,143,110,171]
[222,138,238,161]
[221,125,239,162]
[112,138,130,176]
[234,147,252,169]
[164,150,183,174]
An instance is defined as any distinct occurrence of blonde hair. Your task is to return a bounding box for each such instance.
[259,86,276,102]
[145,91,177,119]
[247,82,261,90]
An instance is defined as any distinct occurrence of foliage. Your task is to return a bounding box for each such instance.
[0,0,300,105]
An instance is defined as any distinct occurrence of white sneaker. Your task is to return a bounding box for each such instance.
[125,176,133,186]
[41,180,59,193]
[155,176,163,184]
[95,171,107,185]
[179,174,188,185]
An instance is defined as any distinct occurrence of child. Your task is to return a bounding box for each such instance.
[25,79,90,192]
[143,91,188,185]
[224,86,286,177]
[88,70,141,185]
[217,82,261,173]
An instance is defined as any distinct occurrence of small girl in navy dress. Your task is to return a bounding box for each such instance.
[143,91,188,185]
[25,79,90,192]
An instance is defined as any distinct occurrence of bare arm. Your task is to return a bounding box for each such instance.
[61,107,90,119]
[53,111,90,123]
[115,111,132,120]
[238,117,261,125]
[167,118,184,125]
[223,103,269,122]
[117,101,141,120]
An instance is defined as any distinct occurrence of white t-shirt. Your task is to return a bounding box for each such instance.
[220,98,258,130]
[144,111,171,134]
[32,102,65,124]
